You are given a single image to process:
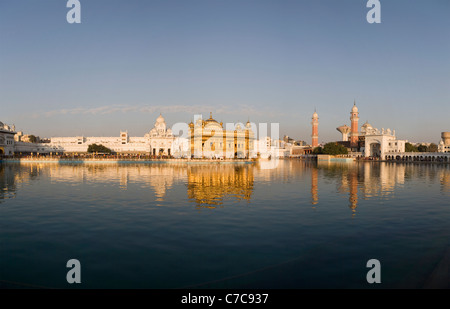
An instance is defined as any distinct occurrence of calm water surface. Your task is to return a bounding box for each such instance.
[1,160,449,288]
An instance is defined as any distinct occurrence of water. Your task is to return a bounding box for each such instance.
[0,160,449,288]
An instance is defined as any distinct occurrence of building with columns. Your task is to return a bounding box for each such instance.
[38,114,175,156]
[188,113,255,159]
[363,125,406,159]
[145,114,175,156]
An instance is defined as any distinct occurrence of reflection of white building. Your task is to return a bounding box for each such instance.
[363,123,406,160]
[48,114,175,155]
[0,121,16,156]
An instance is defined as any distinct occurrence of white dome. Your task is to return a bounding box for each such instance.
[156,114,165,123]
[351,102,358,113]
[361,121,372,129]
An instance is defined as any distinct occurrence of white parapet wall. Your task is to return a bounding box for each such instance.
[385,152,450,162]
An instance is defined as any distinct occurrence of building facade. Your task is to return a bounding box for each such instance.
[438,132,450,153]
[363,125,406,160]
[47,114,175,155]
[335,103,406,159]
[188,113,255,159]
[145,114,175,156]
[0,122,16,156]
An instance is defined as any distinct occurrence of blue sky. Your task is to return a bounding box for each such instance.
[1,0,449,143]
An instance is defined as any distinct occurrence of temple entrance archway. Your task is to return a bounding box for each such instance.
[369,142,381,158]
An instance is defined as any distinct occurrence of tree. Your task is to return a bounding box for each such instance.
[417,145,428,152]
[405,142,418,152]
[87,144,112,154]
[428,143,438,152]
[28,135,38,143]
[312,147,323,154]
[321,142,348,155]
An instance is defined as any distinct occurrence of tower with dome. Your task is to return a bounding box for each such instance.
[311,110,319,147]
[335,102,406,159]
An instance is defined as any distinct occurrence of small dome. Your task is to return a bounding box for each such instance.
[351,102,358,113]
[156,114,165,123]
[312,111,318,118]
[205,112,219,124]
[361,121,372,129]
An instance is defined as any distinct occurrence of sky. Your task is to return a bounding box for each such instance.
[1,0,449,144]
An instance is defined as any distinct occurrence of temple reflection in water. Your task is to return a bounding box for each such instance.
[187,164,254,208]
[0,162,449,211]
[0,162,255,208]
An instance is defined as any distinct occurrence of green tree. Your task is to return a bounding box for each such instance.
[417,144,428,152]
[321,142,348,155]
[428,143,438,152]
[28,135,38,143]
[87,144,112,154]
[312,146,323,154]
[405,142,418,152]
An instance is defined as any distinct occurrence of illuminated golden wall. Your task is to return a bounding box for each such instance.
[186,165,254,207]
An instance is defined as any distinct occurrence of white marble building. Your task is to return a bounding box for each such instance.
[172,137,190,158]
[145,114,175,156]
[362,123,406,159]
[253,137,292,159]
[438,132,450,153]
[48,114,175,155]
[0,121,16,156]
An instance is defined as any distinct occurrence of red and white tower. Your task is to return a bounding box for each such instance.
[350,101,359,147]
[311,110,319,147]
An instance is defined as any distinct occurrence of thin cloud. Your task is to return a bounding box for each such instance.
[31,104,281,119]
